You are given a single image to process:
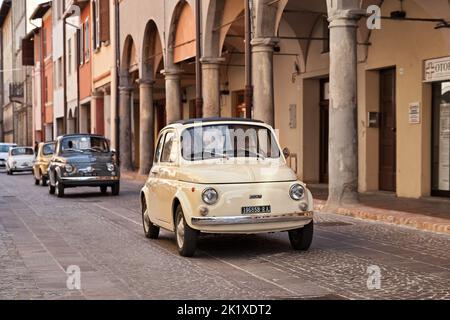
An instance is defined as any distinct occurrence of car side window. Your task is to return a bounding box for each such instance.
[154,133,165,164]
[160,132,177,163]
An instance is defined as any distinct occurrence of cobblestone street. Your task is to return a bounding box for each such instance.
[0,172,449,300]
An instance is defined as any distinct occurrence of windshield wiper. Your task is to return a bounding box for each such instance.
[236,149,266,160]
[65,148,85,153]
[191,151,229,160]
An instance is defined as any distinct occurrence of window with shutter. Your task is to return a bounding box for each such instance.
[22,37,35,66]
[100,0,110,43]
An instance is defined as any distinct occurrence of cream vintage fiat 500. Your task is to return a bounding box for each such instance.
[141,118,314,257]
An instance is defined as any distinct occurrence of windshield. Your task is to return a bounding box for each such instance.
[11,148,34,156]
[61,136,109,153]
[0,145,15,153]
[181,124,281,161]
[42,143,56,156]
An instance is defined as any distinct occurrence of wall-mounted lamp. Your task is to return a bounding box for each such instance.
[220,82,230,96]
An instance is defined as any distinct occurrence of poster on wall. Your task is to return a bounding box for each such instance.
[439,103,450,191]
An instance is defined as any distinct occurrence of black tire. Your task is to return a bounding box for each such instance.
[49,182,56,195]
[175,205,199,257]
[100,186,108,194]
[41,176,48,187]
[55,179,65,198]
[111,182,120,196]
[288,221,314,251]
[35,178,40,185]
[142,198,159,239]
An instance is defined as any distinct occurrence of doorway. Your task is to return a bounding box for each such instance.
[319,79,329,184]
[379,68,397,192]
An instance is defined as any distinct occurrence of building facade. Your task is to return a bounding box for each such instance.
[115,0,450,201]
[29,1,54,143]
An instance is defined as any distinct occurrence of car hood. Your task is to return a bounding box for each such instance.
[177,161,297,184]
[65,153,113,164]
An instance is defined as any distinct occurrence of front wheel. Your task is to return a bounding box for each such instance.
[111,182,120,196]
[49,182,56,195]
[35,177,40,185]
[55,180,65,198]
[175,206,199,257]
[288,221,314,251]
[100,186,108,194]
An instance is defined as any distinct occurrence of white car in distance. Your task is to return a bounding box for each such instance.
[6,147,35,175]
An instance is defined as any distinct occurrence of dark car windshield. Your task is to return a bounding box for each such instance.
[0,145,15,153]
[11,148,34,156]
[42,143,55,156]
[61,136,109,153]
[181,124,281,161]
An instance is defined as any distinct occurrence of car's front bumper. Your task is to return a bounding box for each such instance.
[60,176,120,187]
[11,166,33,172]
[191,211,314,228]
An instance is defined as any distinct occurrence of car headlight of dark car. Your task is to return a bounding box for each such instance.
[107,163,115,172]
[65,164,75,173]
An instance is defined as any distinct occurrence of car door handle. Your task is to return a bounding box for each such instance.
[150,169,159,175]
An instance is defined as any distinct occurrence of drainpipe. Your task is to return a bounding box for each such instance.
[76,28,81,133]
[114,0,121,158]
[195,0,203,118]
[244,0,253,119]
[62,15,68,134]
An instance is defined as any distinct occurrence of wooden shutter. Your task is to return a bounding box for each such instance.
[100,0,110,43]
[22,37,35,66]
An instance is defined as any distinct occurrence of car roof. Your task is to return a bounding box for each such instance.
[0,143,17,145]
[173,117,264,126]
[57,134,106,140]
[10,146,33,150]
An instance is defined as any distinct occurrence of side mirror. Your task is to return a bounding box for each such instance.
[111,148,116,154]
[283,147,291,159]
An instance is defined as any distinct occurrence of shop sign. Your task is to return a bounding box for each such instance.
[409,103,421,124]
[424,56,450,82]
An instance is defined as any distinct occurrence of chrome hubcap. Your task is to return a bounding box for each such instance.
[176,216,185,249]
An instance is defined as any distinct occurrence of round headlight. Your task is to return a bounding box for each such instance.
[65,164,75,173]
[107,163,115,172]
[202,188,219,205]
[290,184,305,201]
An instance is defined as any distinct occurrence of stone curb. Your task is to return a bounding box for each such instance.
[314,199,450,236]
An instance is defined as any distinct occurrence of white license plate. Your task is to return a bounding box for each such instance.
[241,206,271,215]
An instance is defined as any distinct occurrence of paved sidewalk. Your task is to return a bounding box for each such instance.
[310,185,450,236]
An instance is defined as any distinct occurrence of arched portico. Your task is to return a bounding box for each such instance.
[119,35,138,171]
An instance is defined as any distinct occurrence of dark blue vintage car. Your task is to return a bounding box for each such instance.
[48,134,120,198]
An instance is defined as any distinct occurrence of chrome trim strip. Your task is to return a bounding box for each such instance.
[191,212,314,226]
[61,176,120,182]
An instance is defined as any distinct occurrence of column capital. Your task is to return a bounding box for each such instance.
[251,37,279,53]
[137,78,155,88]
[161,68,183,80]
[328,9,365,28]
[200,57,226,65]
[118,85,134,94]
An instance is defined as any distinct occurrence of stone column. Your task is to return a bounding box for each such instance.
[252,38,278,127]
[201,57,224,118]
[119,83,133,172]
[139,79,155,175]
[326,3,363,208]
[90,91,103,134]
[163,68,182,124]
